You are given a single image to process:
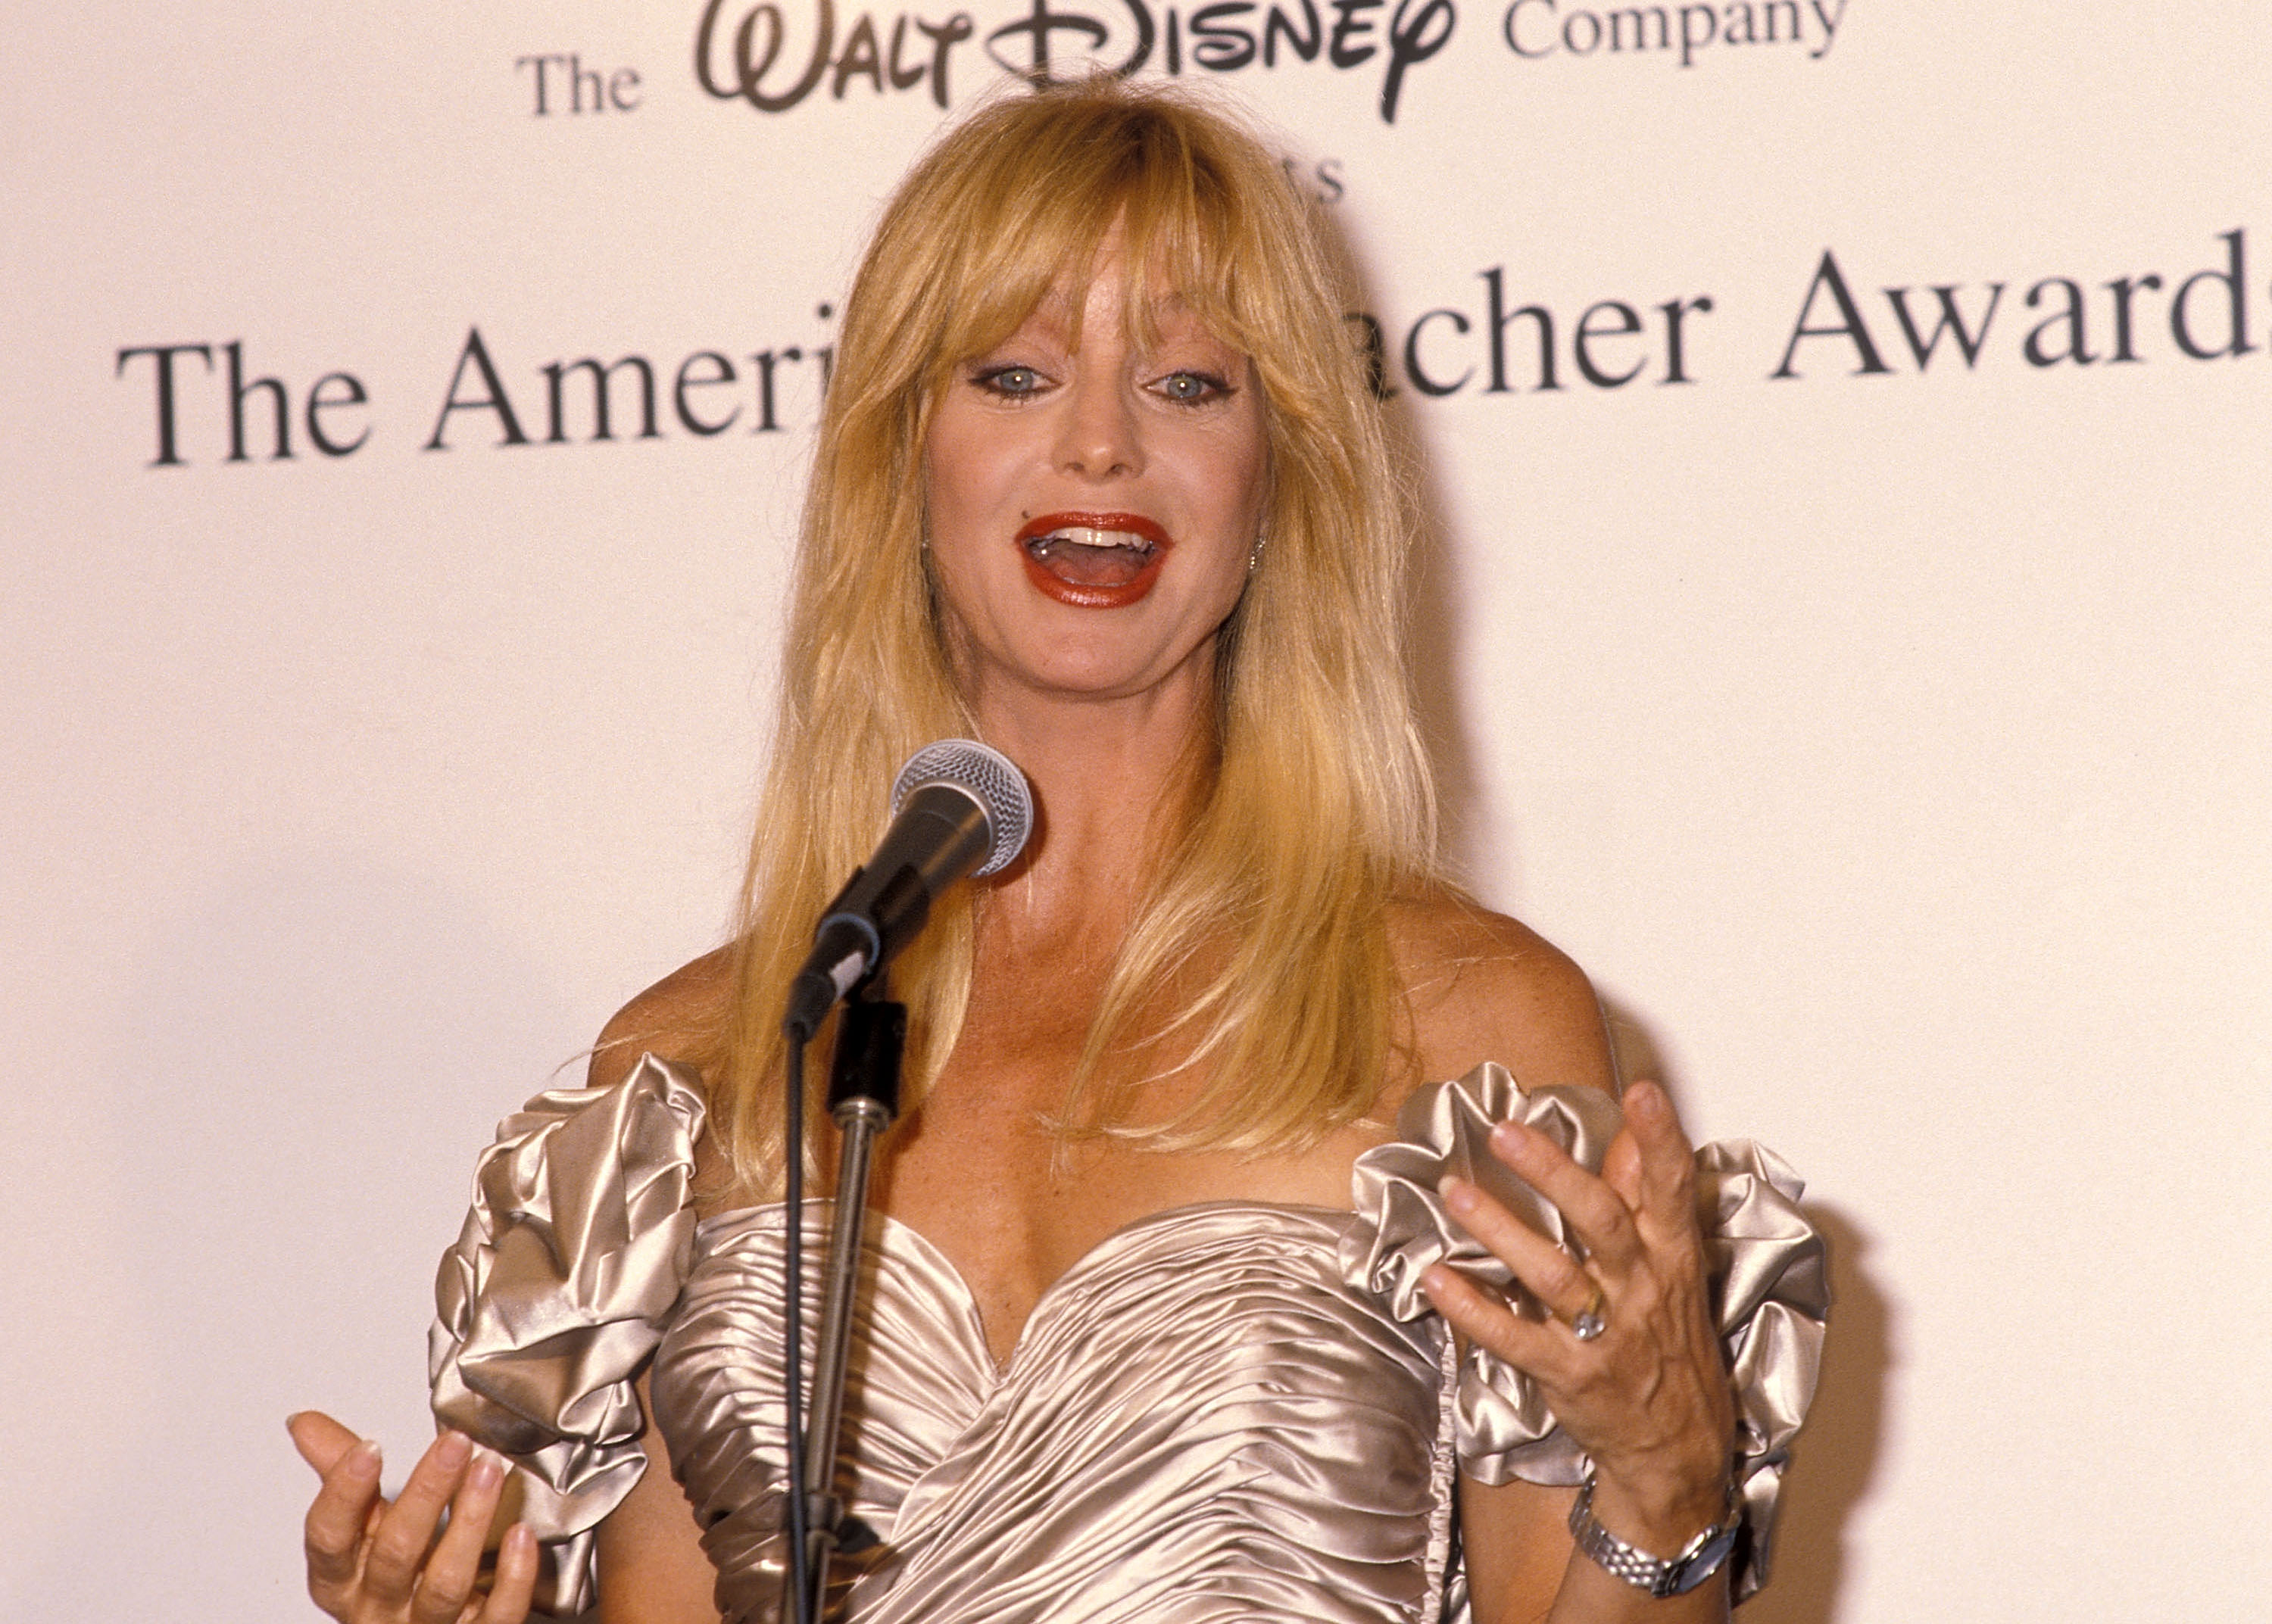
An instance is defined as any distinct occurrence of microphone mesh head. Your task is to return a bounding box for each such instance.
[890,739,1034,876]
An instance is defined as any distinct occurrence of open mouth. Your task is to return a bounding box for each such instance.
[1016,513,1171,607]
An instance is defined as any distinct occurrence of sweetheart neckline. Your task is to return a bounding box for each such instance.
[691,1197,1361,1374]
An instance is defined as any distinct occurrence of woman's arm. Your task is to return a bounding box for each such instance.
[294,951,737,1624]
[587,957,737,1624]
[594,1376,724,1624]
[1394,899,1737,1624]
[1440,1080,1739,1624]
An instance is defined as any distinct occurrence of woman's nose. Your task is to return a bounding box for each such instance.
[1053,367,1144,481]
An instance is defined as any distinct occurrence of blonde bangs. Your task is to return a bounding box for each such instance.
[853,80,1334,404]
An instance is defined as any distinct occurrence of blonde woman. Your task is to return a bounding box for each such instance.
[295,78,1823,1624]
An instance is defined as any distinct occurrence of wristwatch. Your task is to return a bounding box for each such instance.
[1566,1475,1740,1599]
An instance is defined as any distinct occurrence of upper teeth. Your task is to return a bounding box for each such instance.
[1047,527,1146,550]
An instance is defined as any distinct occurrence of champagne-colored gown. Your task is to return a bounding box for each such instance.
[432,1058,1827,1622]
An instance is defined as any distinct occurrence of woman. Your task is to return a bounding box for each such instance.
[294,78,1822,1624]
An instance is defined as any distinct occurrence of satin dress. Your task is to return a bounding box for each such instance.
[431,1058,1827,1622]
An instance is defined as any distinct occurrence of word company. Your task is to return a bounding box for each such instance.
[1503,0,1846,67]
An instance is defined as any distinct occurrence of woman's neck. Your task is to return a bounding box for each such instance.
[966,681,1216,951]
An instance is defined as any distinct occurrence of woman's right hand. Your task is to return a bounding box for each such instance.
[290,1410,539,1624]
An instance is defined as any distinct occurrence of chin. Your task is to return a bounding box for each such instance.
[994,639,1187,703]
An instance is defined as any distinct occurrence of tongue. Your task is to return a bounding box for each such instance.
[1032,538,1151,588]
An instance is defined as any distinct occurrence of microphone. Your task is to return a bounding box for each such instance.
[783,740,1032,1041]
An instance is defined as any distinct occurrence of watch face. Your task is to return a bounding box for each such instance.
[1662,1528,1740,1597]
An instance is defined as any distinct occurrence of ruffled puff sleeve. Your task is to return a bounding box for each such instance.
[1340,1063,1829,1603]
[429,1054,708,1618]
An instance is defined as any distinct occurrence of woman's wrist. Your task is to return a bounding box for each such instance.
[1567,1473,1740,1601]
[1579,1454,1736,1559]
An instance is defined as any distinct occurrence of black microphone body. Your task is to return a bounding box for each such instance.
[784,742,1031,1042]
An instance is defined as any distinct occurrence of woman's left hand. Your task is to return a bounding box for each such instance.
[1419,1078,1736,1549]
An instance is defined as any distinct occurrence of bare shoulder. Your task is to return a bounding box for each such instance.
[1384,887,1617,1112]
[585,945,737,1093]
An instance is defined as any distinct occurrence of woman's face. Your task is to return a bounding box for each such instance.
[922,237,1269,717]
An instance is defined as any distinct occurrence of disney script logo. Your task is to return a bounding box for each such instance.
[696,0,1454,122]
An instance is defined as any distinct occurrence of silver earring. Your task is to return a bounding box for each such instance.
[1247,534,1266,575]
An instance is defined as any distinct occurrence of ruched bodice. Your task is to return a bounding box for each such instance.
[661,1202,1451,1624]
[432,1058,1828,1622]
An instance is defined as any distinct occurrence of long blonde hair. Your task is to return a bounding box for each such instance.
[706,78,1440,1189]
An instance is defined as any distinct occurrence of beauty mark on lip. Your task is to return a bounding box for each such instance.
[1016,512,1172,608]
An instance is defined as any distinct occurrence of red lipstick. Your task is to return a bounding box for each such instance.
[1016,511,1172,609]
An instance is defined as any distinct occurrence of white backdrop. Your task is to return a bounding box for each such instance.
[6,3,2269,1619]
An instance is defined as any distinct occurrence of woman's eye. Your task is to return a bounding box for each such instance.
[975,366,1044,397]
[1156,370,1228,404]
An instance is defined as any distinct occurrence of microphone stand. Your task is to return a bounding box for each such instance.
[784,977,904,1624]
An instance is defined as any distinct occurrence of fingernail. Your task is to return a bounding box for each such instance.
[347,1439,382,1479]
[284,1410,307,1431]
[468,1450,504,1490]
[1437,1174,1477,1214]
[1490,1120,1532,1156]
[1627,1079,1663,1117]
[437,1431,472,1469]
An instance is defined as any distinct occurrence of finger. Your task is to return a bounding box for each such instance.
[1620,1080,1702,1239]
[1440,1175,1605,1330]
[1487,1118,1640,1267]
[412,1448,507,1624]
[364,1430,474,1605]
[304,1436,383,1594]
[289,1410,363,1477]
[477,1523,540,1624]
[1419,1258,1574,1379]
[1599,1118,1646,1211]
